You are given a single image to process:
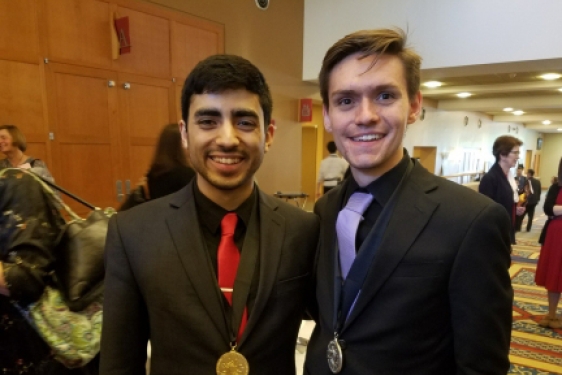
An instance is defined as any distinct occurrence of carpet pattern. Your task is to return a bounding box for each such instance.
[509,261,562,374]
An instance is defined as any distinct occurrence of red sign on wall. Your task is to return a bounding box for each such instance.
[114,17,131,55]
[299,98,313,122]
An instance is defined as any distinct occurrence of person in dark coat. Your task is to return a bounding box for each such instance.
[479,135,525,244]
[0,169,99,375]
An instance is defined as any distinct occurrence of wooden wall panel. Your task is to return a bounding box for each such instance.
[58,143,116,213]
[114,6,170,78]
[171,21,224,81]
[46,64,122,210]
[42,0,112,68]
[117,74,174,184]
[0,0,39,62]
[0,60,46,138]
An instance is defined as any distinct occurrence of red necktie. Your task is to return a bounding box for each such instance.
[217,212,247,341]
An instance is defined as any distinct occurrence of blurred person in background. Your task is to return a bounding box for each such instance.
[535,157,562,329]
[0,169,98,374]
[0,125,54,182]
[119,123,195,211]
[316,141,348,198]
[479,135,525,244]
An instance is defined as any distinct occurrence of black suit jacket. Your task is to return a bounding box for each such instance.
[479,162,516,243]
[305,160,513,375]
[100,182,319,375]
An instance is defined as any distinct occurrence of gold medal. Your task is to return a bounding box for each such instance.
[216,347,249,375]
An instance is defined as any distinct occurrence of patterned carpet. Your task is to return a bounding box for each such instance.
[509,212,562,374]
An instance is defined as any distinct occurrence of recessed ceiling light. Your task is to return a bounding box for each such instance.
[543,120,552,125]
[456,92,472,98]
[423,81,442,88]
[558,128,562,132]
[559,88,562,92]
[503,107,514,112]
[540,73,562,80]
[512,110,525,115]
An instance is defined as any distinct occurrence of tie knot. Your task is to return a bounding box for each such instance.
[345,192,373,215]
[221,212,238,236]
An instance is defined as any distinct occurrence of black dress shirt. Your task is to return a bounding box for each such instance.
[343,153,411,251]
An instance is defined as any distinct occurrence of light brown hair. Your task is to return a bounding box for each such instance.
[492,135,522,162]
[319,28,421,108]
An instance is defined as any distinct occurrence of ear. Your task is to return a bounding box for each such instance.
[407,91,423,125]
[323,106,333,133]
[264,123,275,153]
[179,120,188,149]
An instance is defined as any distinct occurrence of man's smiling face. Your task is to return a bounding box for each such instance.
[323,53,421,186]
[183,89,274,200]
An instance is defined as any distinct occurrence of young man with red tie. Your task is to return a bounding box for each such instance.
[100,55,318,375]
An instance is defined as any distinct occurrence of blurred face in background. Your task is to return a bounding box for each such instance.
[0,129,15,156]
[500,146,520,170]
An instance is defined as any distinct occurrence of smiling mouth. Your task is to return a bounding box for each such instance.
[210,156,242,165]
[351,134,384,142]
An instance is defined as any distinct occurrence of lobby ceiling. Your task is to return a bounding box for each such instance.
[421,58,562,133]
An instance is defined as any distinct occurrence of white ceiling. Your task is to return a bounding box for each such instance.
[303,0,562,134]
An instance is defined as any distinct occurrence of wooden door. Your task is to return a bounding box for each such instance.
[40,0,112,68]
[117,73,176,193]
[113,5,170,78]
[0,60,50,163]
[525,150,532,171]
[0,0,40,62]
[301,126,317,209]
[46,63,121,214]
[171,19,225,82]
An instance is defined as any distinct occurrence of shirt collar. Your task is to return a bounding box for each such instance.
[346,150,411,207]
[193,178,256,234]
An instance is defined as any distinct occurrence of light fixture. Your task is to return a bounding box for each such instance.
[503,107,513,112]
[543,120,552,125]
[558,128,562,132]
[423,81,442,88]
[539,73,562,80]
[512,110,525,115]
[558,88,562,92]
[456,92,472,98]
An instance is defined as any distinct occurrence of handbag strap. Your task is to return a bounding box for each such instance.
[0,168,82,221]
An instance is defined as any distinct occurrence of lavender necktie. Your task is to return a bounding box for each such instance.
[336,191,373,279]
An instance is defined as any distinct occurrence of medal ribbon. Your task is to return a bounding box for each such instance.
[333,161,412,334]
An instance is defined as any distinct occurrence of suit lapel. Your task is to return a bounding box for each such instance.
[240,191,284,344]
[342,165,439,331]
[319,183,347,329]
[233,198,259,345]
[166,183,230,342]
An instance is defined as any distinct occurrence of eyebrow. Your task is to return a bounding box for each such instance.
[330,84,400,98]
[194,107,259,119]
[194,108,222,118]
[232,109,259,119]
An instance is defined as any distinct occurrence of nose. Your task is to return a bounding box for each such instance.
[215,121,239,148]
[354,98,379,126]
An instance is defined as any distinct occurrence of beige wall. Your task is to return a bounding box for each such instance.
[144,0,318,194]
[542,134,562,184]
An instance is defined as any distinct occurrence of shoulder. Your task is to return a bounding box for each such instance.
[410,164,497,210]
[260,191,318,225]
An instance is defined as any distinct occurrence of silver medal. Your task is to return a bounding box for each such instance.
[327,338,343,373]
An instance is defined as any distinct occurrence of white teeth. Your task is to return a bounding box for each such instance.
[352,134,383,141]
[212,157,241,165]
